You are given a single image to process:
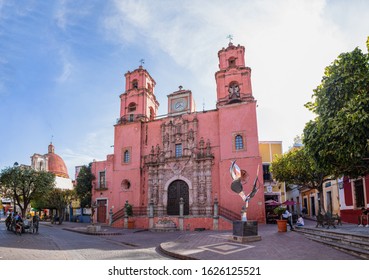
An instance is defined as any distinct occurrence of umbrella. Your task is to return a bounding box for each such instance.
[282,200,296,205]
[265,200,281,206]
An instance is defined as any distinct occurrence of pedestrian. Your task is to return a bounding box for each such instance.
[358,207,369,227]
[296,215,304,227]
[282,208,294,230]
[301,207,307,217]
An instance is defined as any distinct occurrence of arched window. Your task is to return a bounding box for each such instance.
[124,150,130,163]
[228,57,236,67]
[128,102,136,112]
[132,79,138,89]
[149,107,155,121]
[228,82,240,99]
[235,135,244,150]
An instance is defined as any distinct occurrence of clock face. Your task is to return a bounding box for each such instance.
[173,98,187,111]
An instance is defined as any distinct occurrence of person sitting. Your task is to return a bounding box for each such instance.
[358,208,369,227]
[296,215,304,227]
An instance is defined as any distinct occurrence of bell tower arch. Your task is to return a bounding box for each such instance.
[119,65,159,123]
[215,42,254,107]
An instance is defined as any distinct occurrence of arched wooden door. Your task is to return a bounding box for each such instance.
[167,180,189,215]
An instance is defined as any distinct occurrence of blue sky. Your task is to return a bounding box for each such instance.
[0,0,368,179]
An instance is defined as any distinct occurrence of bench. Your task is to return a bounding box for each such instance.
[316,213,342,229]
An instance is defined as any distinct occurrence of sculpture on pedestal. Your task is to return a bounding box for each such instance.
[230,160,259,221]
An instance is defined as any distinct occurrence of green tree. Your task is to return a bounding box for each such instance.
[75,163,95,208]
[271,147,330,211]
[45,188,75,225]
[304,38,369,178]
[0,166,55,217]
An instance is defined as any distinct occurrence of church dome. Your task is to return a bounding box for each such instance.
[46,143,69,179]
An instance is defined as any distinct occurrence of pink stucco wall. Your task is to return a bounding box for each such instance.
[91,42,265,228]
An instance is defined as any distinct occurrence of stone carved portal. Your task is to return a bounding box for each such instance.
[167,180,189,215]
[144,115,214,216]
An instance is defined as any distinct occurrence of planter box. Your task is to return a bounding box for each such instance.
[276,219,287,232]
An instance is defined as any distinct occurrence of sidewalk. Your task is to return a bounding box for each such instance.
[55,219,367,260]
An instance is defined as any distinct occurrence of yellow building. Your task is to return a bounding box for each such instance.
[259,141,286,223]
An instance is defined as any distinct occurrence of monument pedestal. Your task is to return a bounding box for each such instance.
[87,225,101,233]
[230,220,261,243]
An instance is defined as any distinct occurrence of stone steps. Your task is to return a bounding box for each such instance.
[294,226,369,260]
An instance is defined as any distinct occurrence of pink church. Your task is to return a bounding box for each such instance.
[91,42,265,230]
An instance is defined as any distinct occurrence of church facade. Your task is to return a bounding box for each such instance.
[91,42,265,229]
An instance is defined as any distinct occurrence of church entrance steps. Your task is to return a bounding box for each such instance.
[294,226,369,260]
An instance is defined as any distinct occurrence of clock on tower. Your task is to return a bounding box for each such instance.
[167,87,195,115]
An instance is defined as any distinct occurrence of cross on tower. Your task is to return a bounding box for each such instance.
[226,34,233,44]
[139,59,145,66]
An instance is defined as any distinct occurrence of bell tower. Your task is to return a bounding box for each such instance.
[215,42,254,108]
[118,65,159,124]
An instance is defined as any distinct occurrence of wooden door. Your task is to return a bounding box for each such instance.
[167,180,189,215]
[97,199,107,223]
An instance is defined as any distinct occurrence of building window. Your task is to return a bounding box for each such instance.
[121,179,131,190]
[128,102,136,112]
[354,179,365,208]
[122,147,131,164]
[175,144,182,158]
[124,150,130,163]
[235,135,244,150]
[228,82,240,99]
[129,114,134,122]
[149,107,155,121]
[228,58,236,67]
[99,171,106,189]
[132,79,138,89]
[232,132,246,152]
[263,164,271,181]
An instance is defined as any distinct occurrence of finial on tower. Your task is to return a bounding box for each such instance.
[139,58,145,68]
[226,34,234,45]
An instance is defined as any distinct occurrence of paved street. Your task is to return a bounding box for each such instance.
[0,221,174,260]
[1,218,367,260]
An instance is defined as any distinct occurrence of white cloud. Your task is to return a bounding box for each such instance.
[102,0,368,151]
[62,127,114,179]
[55,46,74,83]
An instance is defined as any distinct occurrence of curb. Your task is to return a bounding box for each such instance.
[157,244,198,260]
[63,228,123,236]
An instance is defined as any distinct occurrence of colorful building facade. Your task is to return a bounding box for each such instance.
[91,42,265,229]
[340,176,369,224]
[31,143,73,190]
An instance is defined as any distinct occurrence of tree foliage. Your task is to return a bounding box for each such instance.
[75,163,95,208]
[0,166,55,217]
[271,147,329,210]
[44,188,75,224]
[304,38,369,178]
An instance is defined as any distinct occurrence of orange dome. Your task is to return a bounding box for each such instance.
[46,143,69,178]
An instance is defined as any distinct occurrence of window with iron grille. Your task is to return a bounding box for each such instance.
[175,144,182,158]
[235,135,244,150]
[124,150,130,163]
[99,171,106,189]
